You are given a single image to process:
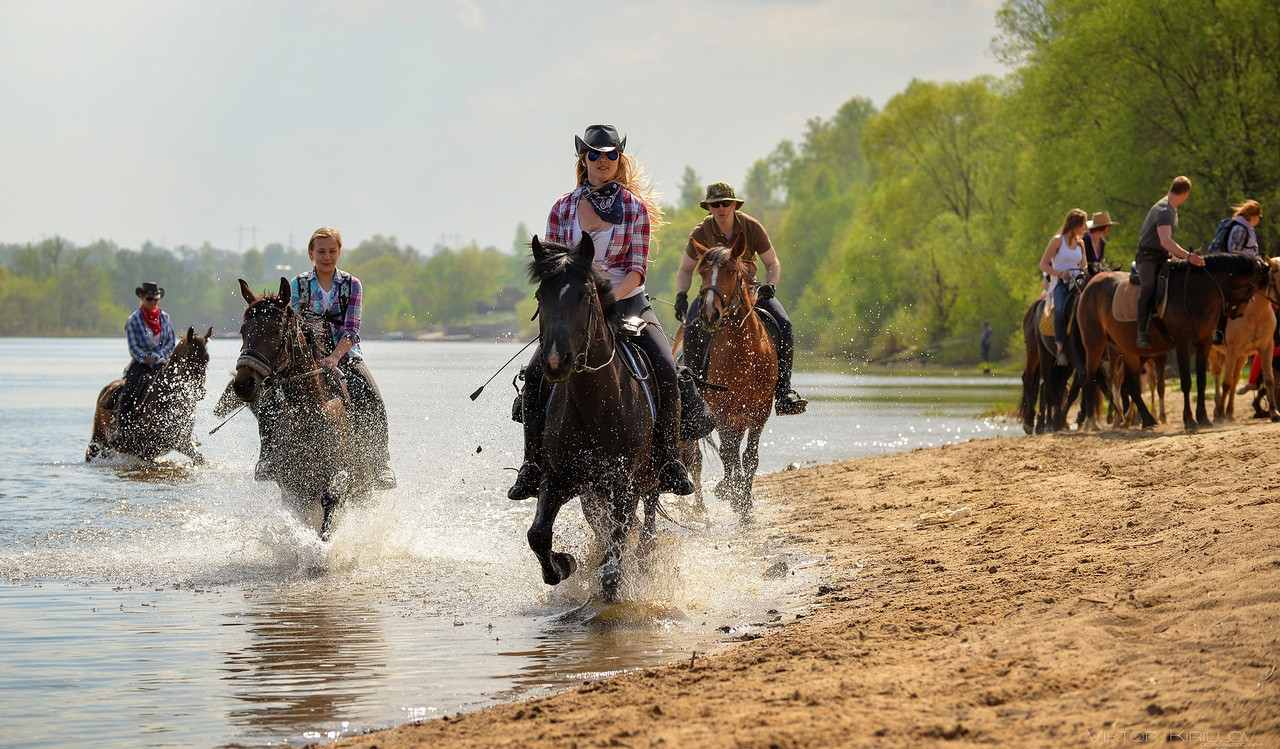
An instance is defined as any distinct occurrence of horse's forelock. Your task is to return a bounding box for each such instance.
[697,246,744,275]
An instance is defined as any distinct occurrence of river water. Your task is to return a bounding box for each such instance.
[0,338,1018,748]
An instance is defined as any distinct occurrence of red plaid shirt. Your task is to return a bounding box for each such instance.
[545,186,650,283]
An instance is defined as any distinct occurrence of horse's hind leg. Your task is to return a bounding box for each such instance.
[599,488,639,604]
[739,424,764,517]
[528,485,576,586]
[641,489,659,550]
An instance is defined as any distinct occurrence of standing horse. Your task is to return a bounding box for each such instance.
[1077,253,1269,431]
[1017,297,1072,433]
[1209,256,1280,422]
[86,327,212,463]
[232,278,375,539]
[525,236,659,603]
[681,241,776,516]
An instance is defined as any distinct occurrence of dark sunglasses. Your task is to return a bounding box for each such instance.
[585,149,620,162]
[708,200,736,209]
[144,296,159,302]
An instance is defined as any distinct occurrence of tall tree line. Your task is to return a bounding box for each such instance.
[4,0,1276,361]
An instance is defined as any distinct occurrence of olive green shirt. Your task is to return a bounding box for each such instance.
[684,212,773,279]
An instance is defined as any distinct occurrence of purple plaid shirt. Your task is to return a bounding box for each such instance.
[125,308,175,364]
[290,268,363,359]
[546,185,650,283]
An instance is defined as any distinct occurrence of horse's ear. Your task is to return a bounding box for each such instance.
[204,327,214,341]
[279,277,291,305]
[576,233,594,262]
[729,232,749,259]
[531,235,545,261]
[239,278,256,304]
[186,326,195,341]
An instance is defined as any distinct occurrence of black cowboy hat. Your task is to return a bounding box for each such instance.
[135,281,165,299]
[575,124,626,155]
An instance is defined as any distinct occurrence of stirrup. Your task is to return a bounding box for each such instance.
[658,461,695,496]
[775,389,808,415]
[508,461,540,500]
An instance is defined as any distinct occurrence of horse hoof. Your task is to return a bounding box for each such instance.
[542,552,576,586]
[600,561,622,603]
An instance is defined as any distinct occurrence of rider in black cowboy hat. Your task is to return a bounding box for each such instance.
[674,182,808,415]
[116,281,176,442]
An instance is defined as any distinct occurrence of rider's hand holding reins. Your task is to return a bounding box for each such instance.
[758,284,776,300]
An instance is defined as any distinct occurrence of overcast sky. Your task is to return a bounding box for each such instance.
[1,0,1006,255]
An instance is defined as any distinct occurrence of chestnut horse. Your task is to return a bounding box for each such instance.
[86,327,212,463]
[524,236,659,602]
[1077,253,1269,431]
[1209,257,1280,422]
[232,278,375,539]
[680,241,777,518]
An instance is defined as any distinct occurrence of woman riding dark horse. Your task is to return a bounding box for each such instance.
[509,124,696,502]
[1078,252,1269,431]
[524,235,661,602]
[233,277,378,539]
[87,324,212,463]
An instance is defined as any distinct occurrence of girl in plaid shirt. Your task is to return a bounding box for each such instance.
[508,124,697,501]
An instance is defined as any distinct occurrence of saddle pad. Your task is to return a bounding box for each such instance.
[1111,281,1167,323]
[1038,299,1055,337]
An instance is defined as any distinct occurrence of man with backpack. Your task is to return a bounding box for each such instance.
[1135,176,1204,349]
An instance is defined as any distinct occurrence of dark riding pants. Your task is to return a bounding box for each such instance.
[1051,278,1075,345]
[520,294,683,471]
[1135,257,1164,337]
[118,360,162,436]
[683,295,796,392]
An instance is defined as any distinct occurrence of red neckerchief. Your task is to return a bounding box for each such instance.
[141,305,162,336]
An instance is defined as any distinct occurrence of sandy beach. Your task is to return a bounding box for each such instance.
[325,414,1280,748]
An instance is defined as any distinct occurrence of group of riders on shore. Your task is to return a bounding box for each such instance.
[108,124,811,493]
[1037,175,1268,389]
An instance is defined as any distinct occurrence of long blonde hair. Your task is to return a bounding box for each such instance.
[575,152,666,230]
[1233,199,1262,220]
[1058,209,1088,242]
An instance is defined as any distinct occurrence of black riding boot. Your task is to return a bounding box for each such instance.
[681,321,711,380]
[1213,313,1227,345]
[759,297,807,415]
[508,357,544,500]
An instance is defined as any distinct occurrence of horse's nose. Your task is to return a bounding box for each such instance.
[545,342,562,372]
[231,371,258,402]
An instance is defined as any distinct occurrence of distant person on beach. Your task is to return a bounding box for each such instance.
[1038,208,1089,366]
[1135,176,1203,348]
[980,321,993,362]
[116,281,175,440]
[1083,211,1117,272]
[674,181,808,416]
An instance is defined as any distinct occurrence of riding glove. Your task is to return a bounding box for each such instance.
[674,291,688,322]
[758,284,776,300]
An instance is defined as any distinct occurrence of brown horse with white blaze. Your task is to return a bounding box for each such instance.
[680,239,777,518]
[1077,253,1269,431]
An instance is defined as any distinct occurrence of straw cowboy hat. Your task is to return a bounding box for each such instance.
[1087,211,1118,229]
[135,281,165,300]
[699,181,745,211]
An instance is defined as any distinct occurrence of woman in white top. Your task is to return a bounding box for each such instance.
[1038,208,1089,366]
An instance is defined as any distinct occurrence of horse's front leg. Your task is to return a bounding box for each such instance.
[1175,343,1196,432]
[1195,342,1211,426]
[599,486,639,603]
[715,427,745,504]
[740,425,764,515]
[528,481,576,586]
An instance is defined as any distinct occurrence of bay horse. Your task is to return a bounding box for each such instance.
[232,278,375,540]
[681,240,776,516]
[1017,296,1072,433]
[1077,253,1269,431]
[1209,256,1280,422]
[525,236,659,603]
[86,326,212,463]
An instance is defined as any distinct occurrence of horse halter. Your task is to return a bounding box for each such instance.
[540,268,616,375]
[237,301,300,384]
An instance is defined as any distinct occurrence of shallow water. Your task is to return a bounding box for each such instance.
[0,338,1018,748]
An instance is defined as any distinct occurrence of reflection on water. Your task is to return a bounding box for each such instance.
[0,338,1019,749]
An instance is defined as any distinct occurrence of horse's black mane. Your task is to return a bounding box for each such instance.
[1174,252,1263,275]
[527,240,619,320]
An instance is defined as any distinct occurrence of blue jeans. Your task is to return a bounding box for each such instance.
[1052,277,1078,345]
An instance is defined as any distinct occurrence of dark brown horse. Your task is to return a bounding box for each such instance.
[679,240,776,517]
[1077,253,1269,431]
[1017,297,1073,433]
[525,236,659,603]
[87,327,212,463]
[232,278,375,539]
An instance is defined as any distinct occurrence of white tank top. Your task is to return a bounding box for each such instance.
[1051,235,1084,275]
[571,219,645,300]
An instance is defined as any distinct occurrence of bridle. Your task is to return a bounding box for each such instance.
[698,260,751,333]
[237,302,325,387]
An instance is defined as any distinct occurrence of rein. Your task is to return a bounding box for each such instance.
[237,303,323,390]
[698,266,751,333]
[572,281,617,374]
